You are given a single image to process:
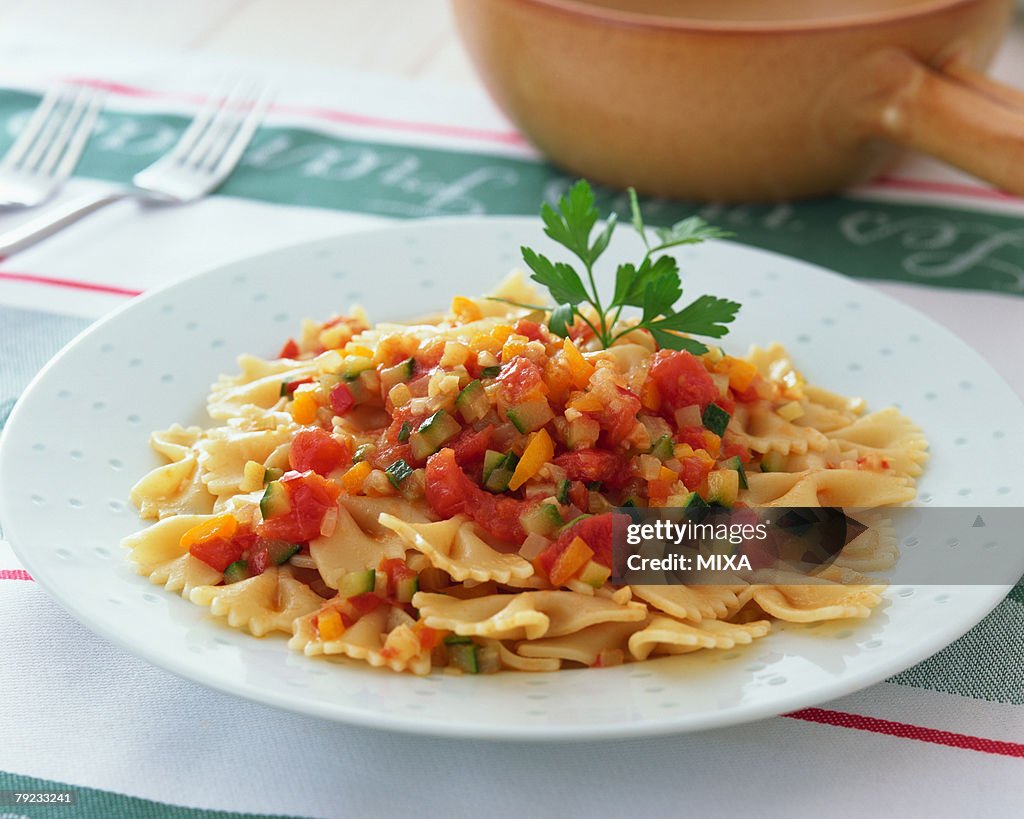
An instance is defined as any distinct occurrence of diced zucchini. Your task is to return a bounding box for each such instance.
[397,421,412,443]
[482,450,518,493]
[588,492,613,514]
[721,455,749,489]
[338,568,376,598]
[352,443,374,463]
[384,458,414,488]
[684,491,710,520]
[565,416,600,450]
[621,496,641,508]
[448,642,479,673]
[267,541,300,566]
[223,560,250,584]
[443,634,473,645]
[506,398,554,434]
[702,403,731,437]
[343,356,375,381]
[380,358,415,391]
[556,478,571,505]
[578,559,611,588]
[263,466,284,484]
[395,575,419,604]
[455,379,489,423]
[480,365,501,379]
[520,503,565,537]
[649,434,675,461]
[760,451,786,472]
[410,410,461,460]
[476,644,501,674]
[705,469,740,508]
[259,480,290,519]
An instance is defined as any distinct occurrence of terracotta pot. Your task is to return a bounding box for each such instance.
[450,0,1024,200]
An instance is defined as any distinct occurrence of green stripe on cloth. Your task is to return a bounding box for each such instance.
[1,89,1022,295]
[889,588,1024,704]
[0,771,308,819]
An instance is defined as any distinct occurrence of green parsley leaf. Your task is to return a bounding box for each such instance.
[653,216,733,250]
[520,247,589,305]
[628,187,646,244]
[650,294,742,338]
[548,303,574,338]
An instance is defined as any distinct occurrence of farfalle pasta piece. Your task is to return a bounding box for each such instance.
[150,424,203,461]
[190,566,324,637]
[730,402,829,455]
[826,408,929,477]
[413,590,646,641]
[340,495,432,533]
[379,513,534,585]
[197,423,298,497]
[746,569,884,622]
[290,604,432,675]
[516,620,647,666]
[743,468,915,507]
[833,511,898,573]
[207,354,317,420]
[630,584,748,623]
[482,639,561,672]
[122,514,223,596]
[311,504,407,589]
[628,616,771,660]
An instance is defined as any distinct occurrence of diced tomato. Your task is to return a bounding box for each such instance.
[568,480,589,511]
[329,382,356,416]
[598,386,641,446]
[675,426,707,450]
[257,471,341,543]
[289,428,351,476]
[281,377,312,398]
[680,456,712,491]
[348,592,383,616]
[535,512,625,576]
[647,478,672,504]
[425,448,534,543]
[648,349,718,414]
[496,357,547,403]
[552,449,630,489]
[450,424,494,467]
[189,530,257,573]
[278,338,300,359]
[379,557,417,596]
[416,340,446,370]
[513,319,545,342]
[722,440,752,463]
[416,625,442,652]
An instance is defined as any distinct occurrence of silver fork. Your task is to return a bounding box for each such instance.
[0,82,270,257]
[0,85,104,209]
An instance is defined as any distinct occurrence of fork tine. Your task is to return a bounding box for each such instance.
[210,88,271,179]
[37,86,97,178]
[1,86,65,170]
[21,89,75,173]
[181,81,253,171]
[53,89,104,181]
[162,81,238,166]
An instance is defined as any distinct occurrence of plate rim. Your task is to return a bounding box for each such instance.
[1,215,1020,741]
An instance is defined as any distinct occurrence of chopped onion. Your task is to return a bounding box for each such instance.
[518,532,551,560]
[288,553,317,570]
[711,372,730,398]
[674,404,702,428]
[319,506,339,538]
[639,454,663,480]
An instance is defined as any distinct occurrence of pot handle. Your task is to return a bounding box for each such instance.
[850,50,1024,194]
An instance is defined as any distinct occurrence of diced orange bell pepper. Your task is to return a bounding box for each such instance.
[562,338,595,389]
[501,333,531,362]
[291,391,319,425]
[726,358,758,392]
[316,608,345,641]
[340,461,372,493]
[548,536,595,587]
[702,430,721,457]
[640,379,661,411]
[508,428,554,491]
[180,514,238,550]
[568,392,604,413]
[451,296,483,323]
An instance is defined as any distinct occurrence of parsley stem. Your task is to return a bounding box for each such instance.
[581,260,609,345]
[485,297,550,311]
[574,308,604,344]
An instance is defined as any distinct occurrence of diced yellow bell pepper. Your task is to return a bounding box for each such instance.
[490,324,515,345]
[658,465,677,483]
[562,338,595,389]
[726,358,758,392]
[776,400,805,421]
[180,514,238,550]
[291,391,319,425]
[345,344,374,360]
[341,461,372,493]
[508,428,554,491]
[451,296,483,323]
[316,608,345,641]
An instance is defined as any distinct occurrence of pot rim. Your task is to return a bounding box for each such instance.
[505,0,990,34]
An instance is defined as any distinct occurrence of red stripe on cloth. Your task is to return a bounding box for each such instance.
[0,271,142,297]
[65,76,529,147]
[870,176,1022,204]
[0,569,33,581]
[785,708,1024,758]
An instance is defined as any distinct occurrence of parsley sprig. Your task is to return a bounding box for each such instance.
[504,180,740,354]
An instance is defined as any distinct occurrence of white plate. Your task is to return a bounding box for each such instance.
[2,217,1022,741]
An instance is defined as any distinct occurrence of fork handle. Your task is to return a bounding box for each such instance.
[0,190,131,257]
